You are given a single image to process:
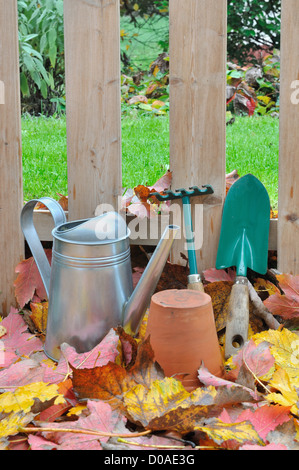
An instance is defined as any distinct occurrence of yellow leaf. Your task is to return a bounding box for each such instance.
[152,65,160,77]
[252,328,299,386]
[266,367,298,414]
[257,95,271,105]
[151,100,165,109]
[0,412,34,439]
[253,278,279,297]
[124,377,217,429]
[0,325,6,338]
[133,3,139,11]
[137,308,149,340]
[67,404,87,417]
[124,378,189,426]
[196,419,264,446]
[0,382,65,414]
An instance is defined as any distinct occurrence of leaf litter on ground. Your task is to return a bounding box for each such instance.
[2,244,299,449]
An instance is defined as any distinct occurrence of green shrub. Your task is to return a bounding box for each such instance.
[18,0,65,115]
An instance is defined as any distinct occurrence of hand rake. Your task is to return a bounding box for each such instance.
[151,185,214,291]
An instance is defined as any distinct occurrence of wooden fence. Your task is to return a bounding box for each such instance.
[0,0,298,316]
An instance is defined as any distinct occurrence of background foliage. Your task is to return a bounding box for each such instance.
[18,0,65,115]
[17,0,281,115]
[120,0,281,64]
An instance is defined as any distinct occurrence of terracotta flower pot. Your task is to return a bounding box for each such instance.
[146,289,224,391]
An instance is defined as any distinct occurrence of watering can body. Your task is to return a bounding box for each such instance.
[21,198,179,361]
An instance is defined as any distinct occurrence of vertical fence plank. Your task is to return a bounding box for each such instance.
[169,0,227,271]
[0,0,24,314]
[64,0,122,220]
[278,0,299,275]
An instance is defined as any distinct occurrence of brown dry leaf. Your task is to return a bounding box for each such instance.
[196,417,263,447]
[33,201,48,210]
[72,335,164,412]
[225,170,240,195]
[253,278,280,301]
[134,185,153,203]
[149,170,172,192]
[57,193,68,211]
[147,404,213,434]
[134,171,172,204]
[126,336,164,388]
[116,326,138,367]
[145,82,159,96]
[128,95,148,105]
[204,281,262,335]
[126,171,172,218]
[156,261,188,292]
[204,281,233,332]
[124,377,217,432]
[71,362,134,415]
[124,371,262,435]
[29,302,48,336]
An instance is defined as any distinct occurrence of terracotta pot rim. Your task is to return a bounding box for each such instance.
[151,289,211,308]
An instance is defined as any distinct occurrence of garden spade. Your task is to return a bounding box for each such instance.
[216,174,270,359]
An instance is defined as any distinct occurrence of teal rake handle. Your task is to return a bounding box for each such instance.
[151,185,214,276]
[182,195,197,275]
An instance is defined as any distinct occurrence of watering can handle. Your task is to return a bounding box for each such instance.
[20,197,67,298]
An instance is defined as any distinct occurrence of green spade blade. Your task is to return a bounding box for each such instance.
[216,174,270,277]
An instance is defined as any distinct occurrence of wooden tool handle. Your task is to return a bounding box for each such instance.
[187,281,205,292]
[187,274,205,292]
[225,277,249,359]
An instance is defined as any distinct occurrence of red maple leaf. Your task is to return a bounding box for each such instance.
[14,250,52,308]
[236,404,291,442]
[264,274,299,319]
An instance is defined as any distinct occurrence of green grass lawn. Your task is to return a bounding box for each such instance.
[21,114,279,208]
[226,116,279,208]
[21,115,68,200]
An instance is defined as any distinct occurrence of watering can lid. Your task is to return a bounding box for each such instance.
[54,211,129,244]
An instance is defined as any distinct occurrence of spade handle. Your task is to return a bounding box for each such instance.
[225,277,249,359]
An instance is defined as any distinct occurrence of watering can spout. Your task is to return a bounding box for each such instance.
[123,225,180,335]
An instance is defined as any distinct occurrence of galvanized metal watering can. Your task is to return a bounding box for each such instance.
[21,197,179,361]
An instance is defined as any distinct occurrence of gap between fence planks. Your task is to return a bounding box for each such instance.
[0,0,24,315]
[169,0,227,271]
[64,0,122,222]
[33,210,278,251]
[278,0,299,275]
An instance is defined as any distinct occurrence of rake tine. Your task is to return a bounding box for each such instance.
[151,184,214,201]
